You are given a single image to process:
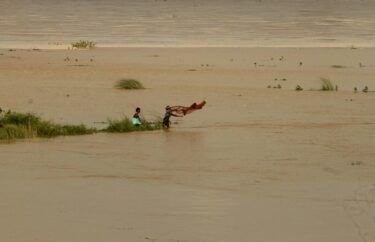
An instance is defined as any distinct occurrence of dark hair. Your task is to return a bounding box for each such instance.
[136,107,141,112]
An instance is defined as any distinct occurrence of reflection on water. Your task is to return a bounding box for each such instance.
[0,0,375,48]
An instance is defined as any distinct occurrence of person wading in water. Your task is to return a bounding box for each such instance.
[162,106,183,128]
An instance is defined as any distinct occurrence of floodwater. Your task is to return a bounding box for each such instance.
[1,0,375,48]
[1,46,375,242]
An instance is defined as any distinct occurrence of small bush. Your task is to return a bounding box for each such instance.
[115,79,145,90]
[295,85,303,91]
[320,78,335,91]
[0,112,40,126]
[71,40,96,49]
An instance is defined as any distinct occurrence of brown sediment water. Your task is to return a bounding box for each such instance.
[0,47,375,242]
[1,0,375,48]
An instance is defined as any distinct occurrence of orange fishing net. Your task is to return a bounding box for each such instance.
[170,100,206,115]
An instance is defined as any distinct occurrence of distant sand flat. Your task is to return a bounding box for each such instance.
[0,47,375,242]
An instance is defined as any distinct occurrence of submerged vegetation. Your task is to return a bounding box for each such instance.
[105,117,162,133]
[0,111,163,142]
[0,111,95,140]
[320,78,336,91]
[115,79,145,90]
[331,65,346,68]
[71,40,96,49]
[295,85,303,91]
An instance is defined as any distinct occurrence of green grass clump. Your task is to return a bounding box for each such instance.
[105,117,162,133]
[320,78,335,91]
[115,79,145,90]
[0,111,95,140]
[71,40,96,49]
[0,112,41,127]
[0,124,31,140]
[36,121,95,137]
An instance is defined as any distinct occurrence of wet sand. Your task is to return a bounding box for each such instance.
[0,47,375,242]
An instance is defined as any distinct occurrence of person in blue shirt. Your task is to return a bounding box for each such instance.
[132,107,142,126]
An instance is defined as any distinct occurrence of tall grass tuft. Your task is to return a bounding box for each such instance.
[320,78,335,91]
[105,117,162,133]
[0,112,40,126]
[0,124,31,140]
[71,40,96,49]
[115,79,145,90]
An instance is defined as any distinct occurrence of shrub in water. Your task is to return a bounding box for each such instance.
[0,112,40,127]
[320,78,335,91]
[115,79,145,90]
[295,85,303,91]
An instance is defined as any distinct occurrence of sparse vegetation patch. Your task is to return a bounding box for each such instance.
[331,65,346,68]
[320,78,336,91]
[115,79,145,90]
[0,111,94,141]
[71,40,96,49]
[295,85,303,91]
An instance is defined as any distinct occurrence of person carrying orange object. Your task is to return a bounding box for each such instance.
[169,100,206,116]
[162,100,206,128]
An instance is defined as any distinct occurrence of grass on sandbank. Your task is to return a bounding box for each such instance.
[71,40,96,49]
[105,117,162,133]
[0,111,163,141]
[0,111,95,140]
[115,79,145,90]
